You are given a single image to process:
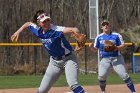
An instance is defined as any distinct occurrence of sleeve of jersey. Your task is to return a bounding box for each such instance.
[28,23,40,36]
[117,34,124,45]
[55,26,65,32]
[94,37,100,48]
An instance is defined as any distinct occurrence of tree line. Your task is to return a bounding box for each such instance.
[0,0,140,72]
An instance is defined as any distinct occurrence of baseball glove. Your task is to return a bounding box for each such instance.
[104,40,117,52]
[72,33,86,51]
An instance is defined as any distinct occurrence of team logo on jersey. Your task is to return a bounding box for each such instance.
[41,39,52,43]
[41,39,53,50]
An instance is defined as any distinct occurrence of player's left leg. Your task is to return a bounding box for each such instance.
[98,58,112,93]
[37,58,63,93]
[112,55,136,93]
[65,53,85,93]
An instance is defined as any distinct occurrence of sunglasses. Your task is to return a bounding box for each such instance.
[37,13,46,20]
[102,22,109,26]
[37,13,51,22]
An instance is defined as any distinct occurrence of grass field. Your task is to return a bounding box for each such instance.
[0,73,140,89]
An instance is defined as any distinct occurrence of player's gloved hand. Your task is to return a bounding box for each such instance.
[72,33,86,52]
[104,40,118,52]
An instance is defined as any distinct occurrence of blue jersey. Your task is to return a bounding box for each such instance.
[94,32,124,58]
[28,23,73,57]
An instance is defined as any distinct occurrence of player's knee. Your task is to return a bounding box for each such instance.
[121,73,130,80]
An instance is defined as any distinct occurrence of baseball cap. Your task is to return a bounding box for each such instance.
[101,20,109,26]
[37,13,51,22]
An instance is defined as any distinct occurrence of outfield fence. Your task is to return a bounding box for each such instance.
[0,42,133,46]
[0,42,136,75]
[133,53,140,74]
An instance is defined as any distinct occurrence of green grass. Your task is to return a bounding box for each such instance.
[0,73,140,89]
[0,75,42,89]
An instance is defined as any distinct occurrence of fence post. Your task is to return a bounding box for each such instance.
[34,46,37,75]
[131,43,135,73]
[84,46,87,74]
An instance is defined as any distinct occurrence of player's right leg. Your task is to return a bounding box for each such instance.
[98,58,111,93]
[37,58,63,93]
[65,53,85,93]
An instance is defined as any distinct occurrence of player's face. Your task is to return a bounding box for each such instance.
[38,19,51,30]
[101,22,111,33]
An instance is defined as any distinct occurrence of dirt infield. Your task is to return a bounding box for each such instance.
[0,84,139,93]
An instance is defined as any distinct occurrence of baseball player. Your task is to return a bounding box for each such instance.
[11,10,85,93]
[89,20,136,93]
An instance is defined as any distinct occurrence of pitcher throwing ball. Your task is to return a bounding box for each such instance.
[89,20,137,93]
[11,10,86,93]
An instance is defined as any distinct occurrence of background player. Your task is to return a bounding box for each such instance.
[11,10,85,93]
[89,20,136,93]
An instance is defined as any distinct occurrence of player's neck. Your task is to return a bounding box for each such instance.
[104,30,111,35]
[43,28,48,32]
[42,26,50,34]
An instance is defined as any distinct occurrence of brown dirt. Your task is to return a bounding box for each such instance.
[0,84,139,93]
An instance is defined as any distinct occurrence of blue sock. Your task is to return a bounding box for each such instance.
[124,77,136,92]
[99,80,106,92]
[73,86,85,93]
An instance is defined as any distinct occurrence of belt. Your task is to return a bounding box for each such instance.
[52,52,72,60]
